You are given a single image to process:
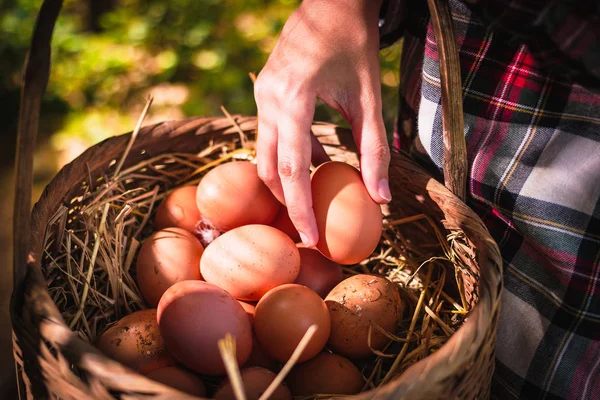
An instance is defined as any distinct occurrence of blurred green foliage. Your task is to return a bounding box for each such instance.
[1,0,400,168]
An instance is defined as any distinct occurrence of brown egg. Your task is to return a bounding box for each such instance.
[196,161,281,232]
[157,280,253,376]
[201,225,300,301]
[286,352,364,396]
[270,207,301,243]
[95,309,175,374]
[214,367,291,400]
[255,284,330,363]
[146,366,207,397]
[244,335,280,372]
[136,227,204,307]
[239,301,256,326]
[311,161,382,264]
[326,274,403,359]
[154,186,201,233]
[294,248,344,298]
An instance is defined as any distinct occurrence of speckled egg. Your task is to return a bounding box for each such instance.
[95,309,175,374]
[325,274,403,359]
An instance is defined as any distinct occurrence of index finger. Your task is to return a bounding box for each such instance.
[277,96,319,248]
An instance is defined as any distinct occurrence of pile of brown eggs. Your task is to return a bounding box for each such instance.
[95,160,405,399]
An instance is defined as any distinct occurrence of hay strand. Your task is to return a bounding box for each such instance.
[220,105,248,148]
[218,334,247,400]
[258,325,318,400]
[113,95,153,178]
[68,202,109,329]
[380,265,432,386]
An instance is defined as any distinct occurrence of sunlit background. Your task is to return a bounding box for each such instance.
[0,0,401,394]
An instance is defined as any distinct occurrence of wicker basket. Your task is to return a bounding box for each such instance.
[11,0,503,399]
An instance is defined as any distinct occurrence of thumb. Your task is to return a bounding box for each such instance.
[351,105,392,204]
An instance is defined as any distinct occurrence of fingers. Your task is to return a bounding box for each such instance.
[255,82,285,204]
[277,95,319,248]
[256,117,285,204]
[351,95,392,204]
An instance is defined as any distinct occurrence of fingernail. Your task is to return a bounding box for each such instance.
[378,179,392,202]
[299,232,314,248]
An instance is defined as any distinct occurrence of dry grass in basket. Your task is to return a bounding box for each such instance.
[42,99,473,396]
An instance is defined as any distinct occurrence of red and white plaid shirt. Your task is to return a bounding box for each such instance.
[380,0,600,398]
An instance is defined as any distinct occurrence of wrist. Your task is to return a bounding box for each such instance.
[297,0,383,35]
[300,0,383,18]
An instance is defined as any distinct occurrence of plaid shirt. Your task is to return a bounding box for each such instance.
[379,1,600,399]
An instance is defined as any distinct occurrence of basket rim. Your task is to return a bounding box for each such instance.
[11,115,503,400]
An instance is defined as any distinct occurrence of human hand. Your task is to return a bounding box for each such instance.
[254,0,391,248]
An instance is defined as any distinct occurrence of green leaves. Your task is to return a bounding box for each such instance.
[2,0,400,168]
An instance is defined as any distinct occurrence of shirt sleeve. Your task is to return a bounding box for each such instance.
[378,0,406,49]
[463,0,600,89]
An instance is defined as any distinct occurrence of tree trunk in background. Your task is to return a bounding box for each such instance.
[87,0,117,32]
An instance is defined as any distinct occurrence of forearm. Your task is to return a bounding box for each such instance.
[289,0,383,45]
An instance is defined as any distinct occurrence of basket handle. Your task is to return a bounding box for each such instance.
[13,0,63,289]
[427,0,468,201]
[12,0,467,288]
